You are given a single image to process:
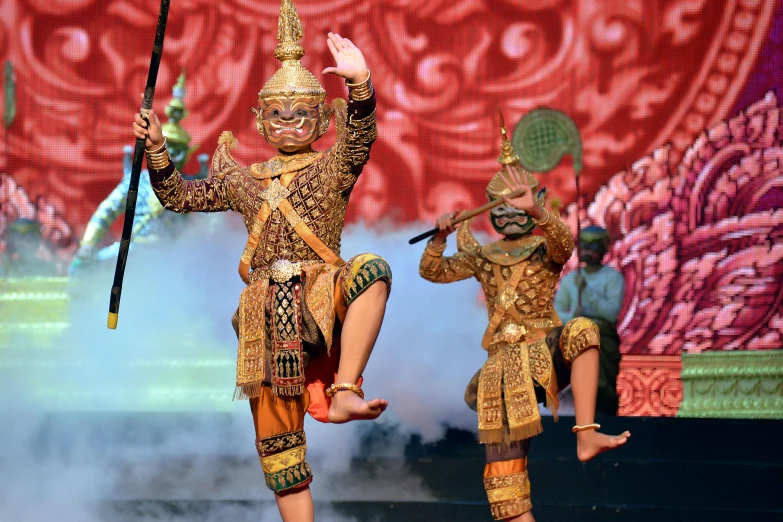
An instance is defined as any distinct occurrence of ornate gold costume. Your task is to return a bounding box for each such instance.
[145,0,390,495]
[152,103,377,270]
[420,213,575,440]
[419,114,600,519]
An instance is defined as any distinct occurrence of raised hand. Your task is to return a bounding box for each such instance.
[322,32,369,84]
[498,164,545,220]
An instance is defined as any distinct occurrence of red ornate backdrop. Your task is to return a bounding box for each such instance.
[1,0,779,231]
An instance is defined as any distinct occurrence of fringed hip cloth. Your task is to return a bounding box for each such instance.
[477,336,560,444]
[235,276,307,399]
[233,254,393,411]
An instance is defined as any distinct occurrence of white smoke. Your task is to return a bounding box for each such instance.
[0,214,502,521]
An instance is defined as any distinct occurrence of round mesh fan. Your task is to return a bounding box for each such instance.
[512,108,582,176]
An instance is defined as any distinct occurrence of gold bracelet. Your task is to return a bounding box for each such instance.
[425,239,447,256]
[347,70,373,102]
[146,148,171,170]
[345,70,371,87]
[572,423,601,433]
[533,207,551,227]
[145,137,168,154]
[325,383,364,400]
[350,81,374,102]
[146,152,170,170]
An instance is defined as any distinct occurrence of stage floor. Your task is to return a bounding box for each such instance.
[2,415,781,522]
[106,499,783,522]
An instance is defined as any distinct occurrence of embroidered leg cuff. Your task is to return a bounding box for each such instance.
[484,469,532,520]
[341,253,393,305]
[256,430,312,493]
[559,317,601,366]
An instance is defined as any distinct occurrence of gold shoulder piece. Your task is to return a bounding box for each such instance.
[212,131,241,179]
[456,219,480,255]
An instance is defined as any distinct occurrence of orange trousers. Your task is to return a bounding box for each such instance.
[250,386,312,493]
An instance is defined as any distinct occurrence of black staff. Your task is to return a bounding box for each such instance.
[108,0,172,330]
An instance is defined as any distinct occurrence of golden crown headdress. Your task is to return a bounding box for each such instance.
[258,0,326,103]
[486,109,539,200]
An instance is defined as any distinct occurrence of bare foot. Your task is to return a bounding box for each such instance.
[576,429,631,462]
[327,390,388,424]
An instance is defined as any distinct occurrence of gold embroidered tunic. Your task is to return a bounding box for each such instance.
[148,96,382,399]
[419,213,575,442]
[149,100,377,269]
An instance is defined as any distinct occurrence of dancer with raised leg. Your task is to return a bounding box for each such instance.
[131,1,390,520]
[419,121,630,522]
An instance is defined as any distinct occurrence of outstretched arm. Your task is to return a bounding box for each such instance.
[132,110,234,214]
[78,181,127,250]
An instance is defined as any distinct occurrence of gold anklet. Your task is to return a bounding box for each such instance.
[325,383,364,400]
[572,423,601,433]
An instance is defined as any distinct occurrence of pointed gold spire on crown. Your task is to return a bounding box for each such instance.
[259,0,326,103]
[486,108,539,200]
[274,0,305,62]
[497,108,519,166]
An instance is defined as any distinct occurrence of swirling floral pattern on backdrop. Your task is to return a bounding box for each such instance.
[0,0,778,231]
[559,92,783,354]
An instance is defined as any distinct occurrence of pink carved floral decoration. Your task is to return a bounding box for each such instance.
[0,172,75,273]
[560,92,783,355]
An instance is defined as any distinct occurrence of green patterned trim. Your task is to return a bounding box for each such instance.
[344,255,392,304]
[678,351,783,419]
[264,460,312,492]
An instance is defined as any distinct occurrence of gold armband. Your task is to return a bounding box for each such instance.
[347,70,373,102]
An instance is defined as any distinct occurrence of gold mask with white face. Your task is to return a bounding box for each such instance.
[255,0,334,153]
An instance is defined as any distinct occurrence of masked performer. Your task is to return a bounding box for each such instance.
[70,72,208,274]
[131,2,390,520]
[419,124,629,522]
[554,226,625,416]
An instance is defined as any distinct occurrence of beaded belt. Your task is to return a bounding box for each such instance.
[248,259,322,284]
